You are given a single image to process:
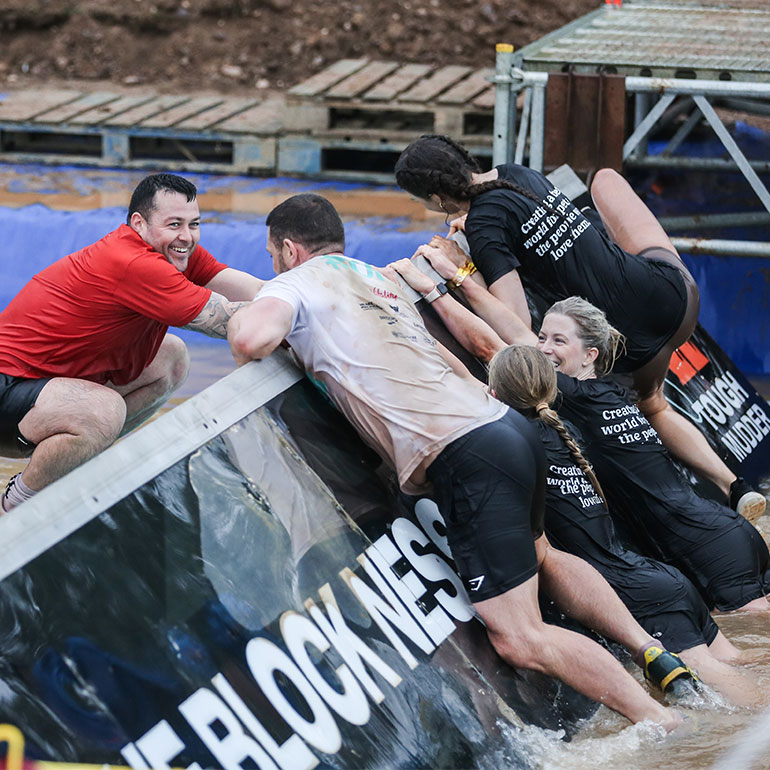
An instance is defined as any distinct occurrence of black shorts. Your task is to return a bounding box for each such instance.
[0,373,49,447]
[613,247,690,373]
[426,409,546,603]
[606,558,719,653]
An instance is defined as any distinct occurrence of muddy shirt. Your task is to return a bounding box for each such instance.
[255,255,507,493]
[465,164,687,371]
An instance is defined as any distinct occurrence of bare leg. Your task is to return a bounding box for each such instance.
[536,536,651,655]
[640,389,737,498]
[590,168,678,255]
[679,644,765,706]
[474,570,677,729]
[707,630,741,663]
[734,595,770,612]
[108,333,190,434]
[14,378,126,491]
[591,169,748,502]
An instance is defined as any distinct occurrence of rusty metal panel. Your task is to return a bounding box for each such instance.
[520,3,770,82]
[544,72,626,174]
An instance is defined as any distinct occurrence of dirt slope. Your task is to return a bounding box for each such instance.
[0,0,598,94]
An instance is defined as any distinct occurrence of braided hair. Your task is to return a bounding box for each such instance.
[488,345,608,506]
[394,134,566,217]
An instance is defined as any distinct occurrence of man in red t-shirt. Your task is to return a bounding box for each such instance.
[0,173,262,511]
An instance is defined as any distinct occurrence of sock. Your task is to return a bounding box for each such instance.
[1,472,37,512]
[633,640,659,668]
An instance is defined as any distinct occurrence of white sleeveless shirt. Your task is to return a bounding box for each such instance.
[255,255,507,493]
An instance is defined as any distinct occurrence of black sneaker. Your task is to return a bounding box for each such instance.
[1,473,20,513]
[729,477,766,525]
[641,645,699,694]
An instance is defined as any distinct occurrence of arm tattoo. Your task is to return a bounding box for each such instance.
[182,293,249,339]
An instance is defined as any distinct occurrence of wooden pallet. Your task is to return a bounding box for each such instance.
[280,59,495,178]
[0,89,284,174]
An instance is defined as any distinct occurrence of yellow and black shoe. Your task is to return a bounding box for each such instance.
[641,645,699,694]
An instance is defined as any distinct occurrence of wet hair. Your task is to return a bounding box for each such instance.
[394,134,564,215]
[266,193,345,255]
[127,173,198,224]
[488,344,607,505]
[545,296,625,378]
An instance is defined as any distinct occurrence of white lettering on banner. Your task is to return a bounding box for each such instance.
[121,502,478,769]
[280,610,371,726]
[246,637,343,754]
[413,498,452,559]
[365,534,456,645]
[720,403,770,462]
[212,673,319,770]
[342,562,433,670]
[305,583,402,702]
[179,688,281,770]
[390,517,474,622]
[120,743,151,769]
[135,721,189,770]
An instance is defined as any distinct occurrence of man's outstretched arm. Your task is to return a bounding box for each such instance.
[182,291,250,339]
[227,297,294,365]
[205,267,265,301]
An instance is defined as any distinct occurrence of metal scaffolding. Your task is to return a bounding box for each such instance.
[492,1,770,257]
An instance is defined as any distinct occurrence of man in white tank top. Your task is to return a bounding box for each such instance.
[227,193,681,731]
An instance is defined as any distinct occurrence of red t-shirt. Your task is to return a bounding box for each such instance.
[0,224,227,385]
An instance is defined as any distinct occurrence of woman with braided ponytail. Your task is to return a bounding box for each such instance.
[536,296,770,614]
[394,134,764,522]
[488,344,764,706]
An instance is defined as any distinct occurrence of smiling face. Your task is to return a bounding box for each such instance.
[131,190,201,272]
[536,312,598,380]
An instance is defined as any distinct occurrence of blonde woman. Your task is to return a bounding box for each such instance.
[488,345,764,706]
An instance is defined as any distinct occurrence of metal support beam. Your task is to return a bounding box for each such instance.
[672,238,770,258]
[622,93,676,160]
[693,94,770,216]
[492,44,516,166]
[530,83,546,172]
[662,106,702,157]
[514,86,532,165]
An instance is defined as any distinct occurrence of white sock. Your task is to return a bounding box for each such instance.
[1,472,37,512]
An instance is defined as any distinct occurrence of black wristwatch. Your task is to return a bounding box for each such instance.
[423,283,449,304]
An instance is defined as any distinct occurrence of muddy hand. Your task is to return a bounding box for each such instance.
[413,243,462,281]
[387,258,435,294]
[447,214,467,235]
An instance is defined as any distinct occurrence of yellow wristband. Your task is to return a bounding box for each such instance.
[448,260,477,290]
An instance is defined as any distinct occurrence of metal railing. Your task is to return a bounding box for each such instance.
[492,45,770,257]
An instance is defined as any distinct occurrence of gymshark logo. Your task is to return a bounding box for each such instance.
[468,575,485,592]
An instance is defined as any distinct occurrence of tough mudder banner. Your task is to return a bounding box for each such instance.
[665,323,770,488]
[0,360,595,769]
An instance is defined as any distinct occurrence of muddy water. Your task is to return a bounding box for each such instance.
[1,166,770,770]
